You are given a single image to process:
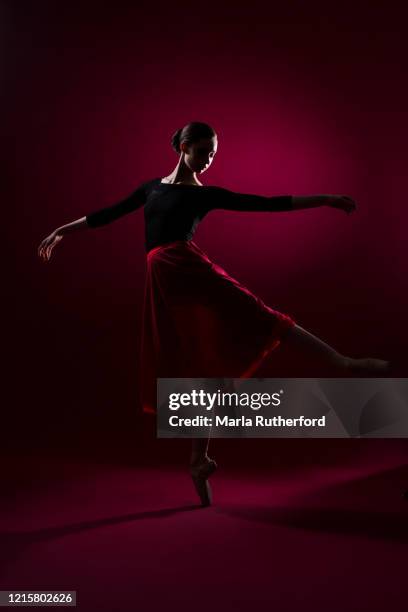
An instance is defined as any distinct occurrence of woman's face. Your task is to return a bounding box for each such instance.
[182,137,218,174]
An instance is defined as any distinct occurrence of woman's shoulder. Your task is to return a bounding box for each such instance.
[144,177,162,188]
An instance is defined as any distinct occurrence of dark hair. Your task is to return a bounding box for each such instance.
[170,121,217,154]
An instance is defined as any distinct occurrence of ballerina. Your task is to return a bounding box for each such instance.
[38,121,391,507]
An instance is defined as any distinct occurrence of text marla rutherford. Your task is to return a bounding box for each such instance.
[168,415,326,427]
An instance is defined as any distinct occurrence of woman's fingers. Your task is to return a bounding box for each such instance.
[38,233,60,261]
[39,243,48,261]
[38,238,48,257]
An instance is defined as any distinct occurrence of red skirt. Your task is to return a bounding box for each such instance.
[139,240,296,414]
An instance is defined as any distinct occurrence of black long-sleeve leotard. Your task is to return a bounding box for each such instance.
[85,177,293,254]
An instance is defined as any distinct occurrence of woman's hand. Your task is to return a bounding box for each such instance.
[327,195,357,214]
[38,230,64,262]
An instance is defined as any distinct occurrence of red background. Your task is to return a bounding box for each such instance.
[3,3,408,610]
[5,1,407,462]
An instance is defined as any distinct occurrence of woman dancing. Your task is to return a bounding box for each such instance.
[38,121,390,507]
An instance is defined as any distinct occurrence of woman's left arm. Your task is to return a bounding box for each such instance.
[200,187,356,215]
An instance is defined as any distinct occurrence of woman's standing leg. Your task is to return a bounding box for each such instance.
[190,433,217,507]
[189,378,225,506]
[189,377,230,467]
[190,437,211,466]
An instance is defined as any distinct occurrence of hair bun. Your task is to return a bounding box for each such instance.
[170,122,216,155]
[171,128,183,153]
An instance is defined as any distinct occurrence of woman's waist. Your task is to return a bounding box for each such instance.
[146,239,193,259]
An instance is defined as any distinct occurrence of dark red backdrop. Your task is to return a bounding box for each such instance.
[5,1,407,464]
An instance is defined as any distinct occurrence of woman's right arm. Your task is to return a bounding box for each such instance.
[38,179,151,262]
[38,217,89,261]
[38,216,91,262]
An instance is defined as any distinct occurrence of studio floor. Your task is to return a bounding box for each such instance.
[1,446,407,611]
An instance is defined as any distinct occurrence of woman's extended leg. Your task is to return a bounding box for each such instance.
[283,324,390,374]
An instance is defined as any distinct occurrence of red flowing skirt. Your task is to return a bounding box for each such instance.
[139,240,296,414]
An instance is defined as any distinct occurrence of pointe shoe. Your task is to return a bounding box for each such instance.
[388,359,407,377]
[347,358,391,376]
[190,457,218,507]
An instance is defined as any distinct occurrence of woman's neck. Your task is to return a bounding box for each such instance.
[162,163,202,186]
[161,176,203,186]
